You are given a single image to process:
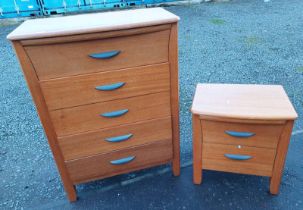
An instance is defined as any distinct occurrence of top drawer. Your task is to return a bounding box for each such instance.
[25,29,170,80]
[201,120,284,149]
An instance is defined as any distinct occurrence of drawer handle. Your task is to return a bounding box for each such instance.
[224,154,252,160]
[89,50,120,59]
[110,156,135,165]
[225,130,255,138]
[100,109,128,118]
[96,82,125,91]
[105,134,133,143]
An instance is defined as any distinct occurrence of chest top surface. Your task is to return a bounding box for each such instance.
[191,84,298,120]
[7,7,179,41]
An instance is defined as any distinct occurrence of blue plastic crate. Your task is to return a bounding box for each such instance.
[41,0,143,15]
[85,0,121,5]
[144,0,176,4]
[40,0,86,15]
[84,0,143,10]
[0,0,41,18]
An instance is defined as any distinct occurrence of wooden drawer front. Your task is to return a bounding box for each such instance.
[202,143,276,176]
[66,139,172,184]
[201,120,283,149]
[25,30,170,80]
[41,63,170,110]
[50,92,171,136]
[59,117,172,161]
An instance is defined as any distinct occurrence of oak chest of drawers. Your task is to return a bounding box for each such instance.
[191,84,297,194]
[8,8,180,201]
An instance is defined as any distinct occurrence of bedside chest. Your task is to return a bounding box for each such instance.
[7,8,180,201]
[191,84,297,194]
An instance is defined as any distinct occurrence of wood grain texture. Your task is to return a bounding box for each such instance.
[199,115,286,125]
[66,139,173,184]
[201,120,284,149]
[10,18,181,201]
[7,8,179,40]
[12,41,77,202]
[169,23,180,176]
[20,24,172,46]
[50,92,171,136]
[191,84,297,193]
[192,115,203,184]
[59,117,172,161]
[270,120,294,194]
[202,143,276,177]
[25,29,170,80]
[192,84,298,120]
[41,63,170,110]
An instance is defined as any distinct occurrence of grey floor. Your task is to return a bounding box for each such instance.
[0,0,303,209]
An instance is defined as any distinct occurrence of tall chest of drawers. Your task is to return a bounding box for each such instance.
[8,8,180,201]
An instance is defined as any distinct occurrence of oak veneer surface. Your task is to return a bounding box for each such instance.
[25,30,170,80]
[192,83,298,194]
[66,139,173,184]
[41,63,170,110]
[9,8,180,201]
[191,84,298,120]
[201,120,283,149]
[7,8,179,40]
[50,92,171,136]
[59,117,172,161]
[202,143,276,177]
[168,23,181,176]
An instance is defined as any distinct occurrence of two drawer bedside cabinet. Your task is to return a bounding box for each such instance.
[191,84,297,194]
[7,8,181,201]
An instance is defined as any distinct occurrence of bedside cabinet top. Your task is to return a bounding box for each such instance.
[191,84,298,120]
[7,7,179,41]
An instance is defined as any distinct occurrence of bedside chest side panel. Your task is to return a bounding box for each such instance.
[270,120,294,194]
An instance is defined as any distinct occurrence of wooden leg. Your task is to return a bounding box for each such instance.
[172,117,181,176]
[171,98,180,176]
[66,184,77,202]
[171,94,180,177]
[172,151,180,176]
[270,120,294,194]
[193,115,203,184]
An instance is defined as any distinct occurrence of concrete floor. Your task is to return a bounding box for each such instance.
[0,0,303,209]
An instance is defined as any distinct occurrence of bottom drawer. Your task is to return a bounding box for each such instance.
[202,143,276,176]
[66,139,173,184]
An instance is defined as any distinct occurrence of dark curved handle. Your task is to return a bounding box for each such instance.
[89,50,120,59]
[224,154,252,160]
[105,134,133,143]
[100,109,128,118]
[225,130,255,138]
[96,82,125,91]
[110,156,135,165]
